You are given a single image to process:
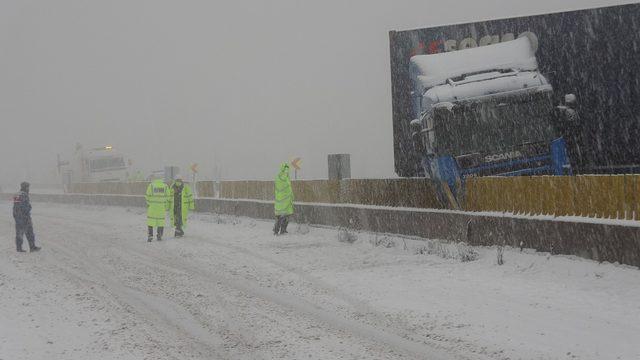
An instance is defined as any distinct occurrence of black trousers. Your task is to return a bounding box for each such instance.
[148,226,164,239]
[15,219,36,250]
[174,210,183,235]
[273,215,289,234]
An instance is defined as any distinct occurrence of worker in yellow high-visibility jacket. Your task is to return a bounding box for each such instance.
[273,162,294,235]
[145,178,170,242]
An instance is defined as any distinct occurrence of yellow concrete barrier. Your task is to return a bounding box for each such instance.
[69,181,148,196]
[69,175,640,220]
[464,175,640,220]
[196,181,215,198]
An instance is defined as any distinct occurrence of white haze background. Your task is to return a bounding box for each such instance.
[0,0,635,187]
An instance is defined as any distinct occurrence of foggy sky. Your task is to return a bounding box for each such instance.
[0,0,636,186]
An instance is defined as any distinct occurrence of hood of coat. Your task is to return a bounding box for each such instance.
[173,179,184,189]
[279,162,290,176]
[20,182,30,193]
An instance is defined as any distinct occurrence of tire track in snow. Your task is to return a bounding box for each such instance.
[41,240,231,359]
[184,232,448,349]
[34,211,272,359]
[117,238,453,360]
[182,223,499,360]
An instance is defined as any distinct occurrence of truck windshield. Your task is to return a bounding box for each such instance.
[432,91,556,156]
[89,157,126,171]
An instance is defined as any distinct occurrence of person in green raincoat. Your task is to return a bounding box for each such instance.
[169,178,195,238]
[273,162,294,235]
[145,178,170,242]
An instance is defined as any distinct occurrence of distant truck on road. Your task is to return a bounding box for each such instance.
[408,37,574,194]
[62,144,129,185]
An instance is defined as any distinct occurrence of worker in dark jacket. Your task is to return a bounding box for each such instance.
[12,182,41,253]
[169,178,195,238]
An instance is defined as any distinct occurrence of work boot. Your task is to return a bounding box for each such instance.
[273,217,281,235]
[30,246,41,252]
[147,236,153,242]
[17,248,26,253]
[279,218,289,235]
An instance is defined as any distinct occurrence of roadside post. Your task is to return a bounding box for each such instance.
[190,163,198,197]
[289,157,309,234]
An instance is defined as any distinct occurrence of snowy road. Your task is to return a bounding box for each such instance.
[1,203,639,360]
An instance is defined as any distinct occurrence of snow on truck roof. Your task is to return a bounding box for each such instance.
[410,37,539,90]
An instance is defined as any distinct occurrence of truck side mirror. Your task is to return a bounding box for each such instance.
[564,93,577,108]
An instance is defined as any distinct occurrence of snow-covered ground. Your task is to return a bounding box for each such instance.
[1,202,638,360]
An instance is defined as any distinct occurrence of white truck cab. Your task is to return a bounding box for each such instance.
[410,36,549,126]
[70,145,129,183]
[408,36,572,181]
